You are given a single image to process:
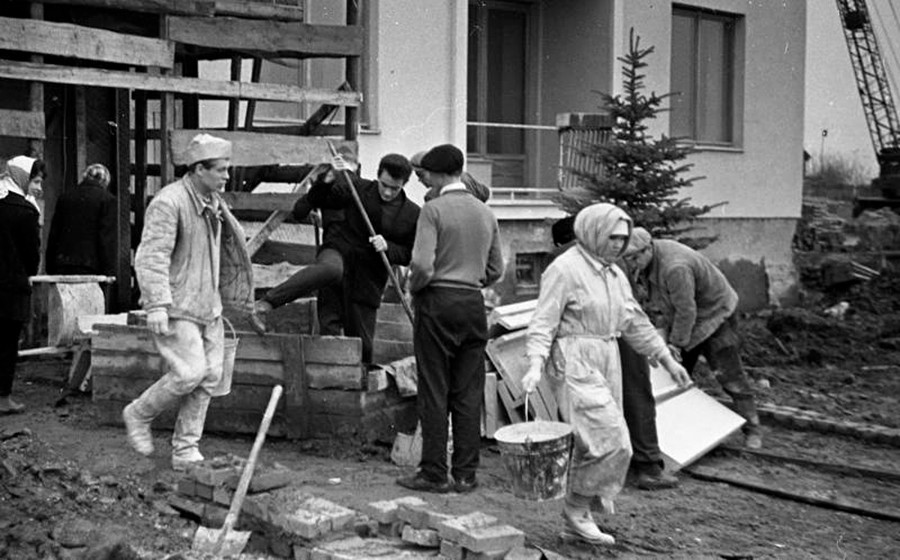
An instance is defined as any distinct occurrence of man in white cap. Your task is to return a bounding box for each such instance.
[123,133,253,471]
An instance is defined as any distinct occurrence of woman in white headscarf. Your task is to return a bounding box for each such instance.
[522,203,689,545]
[0,155,44,414]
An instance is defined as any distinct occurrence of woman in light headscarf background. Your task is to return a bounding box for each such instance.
[0,155,45,414]
[522,203,689,545]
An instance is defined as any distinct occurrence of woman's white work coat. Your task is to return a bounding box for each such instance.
[526,244,667,500]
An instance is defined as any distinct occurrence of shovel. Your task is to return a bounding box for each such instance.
[191,384,283,557]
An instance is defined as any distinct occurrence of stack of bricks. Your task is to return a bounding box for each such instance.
[363,497,526,560]
[169,457,534,559]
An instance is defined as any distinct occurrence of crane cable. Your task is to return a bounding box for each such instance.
[869,0,900,107]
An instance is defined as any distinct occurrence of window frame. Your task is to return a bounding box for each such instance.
[670,5,744,149]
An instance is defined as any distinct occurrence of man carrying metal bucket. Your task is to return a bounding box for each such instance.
[122,133,253,472]
[522,203,689,546]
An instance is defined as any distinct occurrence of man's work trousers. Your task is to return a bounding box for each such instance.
[263,247,343,309]
[619,339,664,474]
[681,314,760,435]
[317,280,378,364]
[0,319,24,397]
[129,317,224,458]
[414,287,488,483]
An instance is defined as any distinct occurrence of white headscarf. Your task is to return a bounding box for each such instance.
[572,203,633,265]
[0,155,36,200]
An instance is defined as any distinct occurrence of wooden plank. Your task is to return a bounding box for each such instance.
[91,353,285,383]
[376,303,412,324]
[95,399,290,438]
[0,16,174,68]
[374,320,413,342]
[483,372,499,439]
[0,109,45,139]
[0,60,362,106]
[280,335,309,439]
[306,363,365,390]
[372,339,414,364]
[30,275,116,284]
[246,164,323,256]
[94,377,278,410]
[171,130,358,167]
[307,389,389,417]
[496,380,524,424]
[301,335,362,365]
[36,1,306,21]
[168,17,363,58]
[220,192,303,213]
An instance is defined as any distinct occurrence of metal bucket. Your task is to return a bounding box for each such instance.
[210,317,239,397]
[494,420,573,501]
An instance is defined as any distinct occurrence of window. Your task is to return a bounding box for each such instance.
[514,252,550,296]
[467,1,529,156]
[670,7,740,145]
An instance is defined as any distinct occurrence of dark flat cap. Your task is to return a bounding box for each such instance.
[420,144,464,175]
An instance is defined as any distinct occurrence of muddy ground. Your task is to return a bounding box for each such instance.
[2,272,899,560]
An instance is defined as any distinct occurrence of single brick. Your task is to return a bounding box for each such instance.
[457,524,525,554]
[365,496,429,524]
[465,549,510,560]
[176,478,196,497]
[293,545,312,560]
[437,512,498,543]
[397,503,433,529]
[377,521,405,538]
[401,525,441,548]
[167,494,205,518]
[225,465,294,494]
[194,482,214,501]
[188,455,245,486]
[426,511,455,530]
[309,549,331,560]
[305,496,357,532]
[440,539,464,560]
[504,545,543,560]
[212,485,233,506]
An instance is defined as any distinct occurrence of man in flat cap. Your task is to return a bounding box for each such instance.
[250,151,420,364]
[410,150,491,203]
[623,227,762,449]
[123,133,253,471]
[398,144,504,494]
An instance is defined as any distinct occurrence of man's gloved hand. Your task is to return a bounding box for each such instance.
[147,308,169,335]
[667,343,682,363]
[369,234,387,253]
[331,154,351,172]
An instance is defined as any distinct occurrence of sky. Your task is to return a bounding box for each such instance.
[805,0,900,180]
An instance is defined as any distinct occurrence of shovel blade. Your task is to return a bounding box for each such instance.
[191,525,251,557]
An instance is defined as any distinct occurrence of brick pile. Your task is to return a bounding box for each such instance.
[168,456,536,559]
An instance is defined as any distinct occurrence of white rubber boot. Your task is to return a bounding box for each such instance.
[123,379,181,456]
[562,503,615,546]
[171,389,211,471]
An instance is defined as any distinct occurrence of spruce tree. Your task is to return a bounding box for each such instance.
[556,29,719,240]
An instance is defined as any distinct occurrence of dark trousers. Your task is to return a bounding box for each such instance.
[0,319,24,397]
[264,247,343,308]
[414,287,488,483]
[681,315,760,434]
[619,339,665,474]
[318,282,377,364]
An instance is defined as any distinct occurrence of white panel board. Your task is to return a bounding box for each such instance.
[655,387,746,471]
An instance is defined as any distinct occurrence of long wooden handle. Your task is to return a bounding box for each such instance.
[214,384,283,553]
[325,141,415,325]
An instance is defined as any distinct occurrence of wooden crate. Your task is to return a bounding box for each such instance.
[90,323,410,440]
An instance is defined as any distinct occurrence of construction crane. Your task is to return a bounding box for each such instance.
[834,0,900,214]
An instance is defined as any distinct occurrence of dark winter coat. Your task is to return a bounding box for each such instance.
[45,178,117,276]
[0,191,41,321]
[303,172,420,307]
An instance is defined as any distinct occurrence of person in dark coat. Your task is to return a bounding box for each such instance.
[46,163,117,276]
[0,156,44,414]
[250,153,421,363]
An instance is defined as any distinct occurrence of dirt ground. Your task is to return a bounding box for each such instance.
[2,271,900,560]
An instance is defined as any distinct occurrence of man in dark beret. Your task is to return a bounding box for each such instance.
[397,144,504,494]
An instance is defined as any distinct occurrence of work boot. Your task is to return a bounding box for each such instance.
[453,475,479,494]
[733,396,763,449]
[122,402,154,456]
[172,449,205,472]
[744,431,763,449]
[635,469,679,491]
[396,472,451,494]
[562,504,615,546]
[172,390,212,468]
[0,396,25,414]
[249,300,271,335]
